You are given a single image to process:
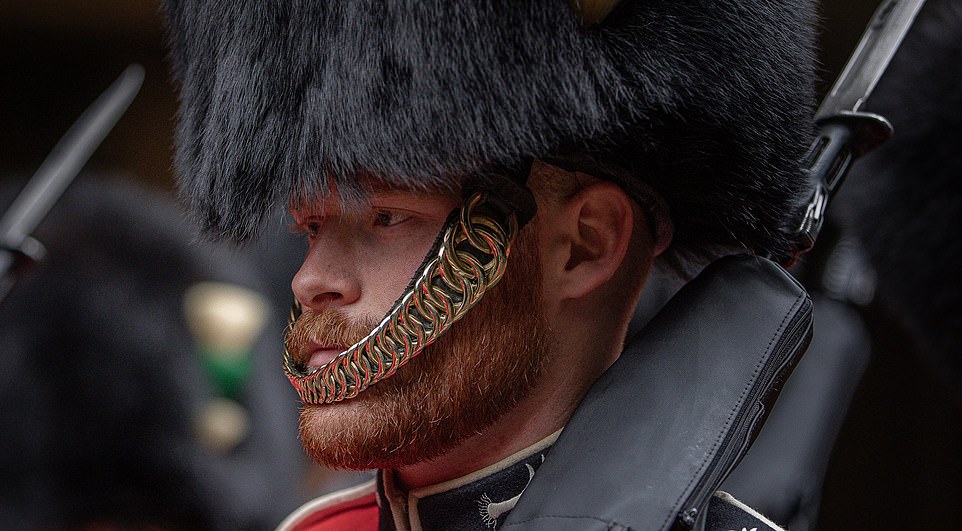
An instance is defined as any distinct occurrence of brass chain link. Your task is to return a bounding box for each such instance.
[282,192,518,404]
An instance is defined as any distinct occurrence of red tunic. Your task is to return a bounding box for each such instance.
[277,480,379,531]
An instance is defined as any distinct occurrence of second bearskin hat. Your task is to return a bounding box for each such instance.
[163,0,816,259]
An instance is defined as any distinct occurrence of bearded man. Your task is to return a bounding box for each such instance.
[162,1,818,529]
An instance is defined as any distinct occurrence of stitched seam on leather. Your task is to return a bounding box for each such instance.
[659,290,806,530]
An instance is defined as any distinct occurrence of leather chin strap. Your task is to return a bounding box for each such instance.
[462,169,538,229]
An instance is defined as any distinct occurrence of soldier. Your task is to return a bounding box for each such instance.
[0,177,304,530]
[162,1,817,529]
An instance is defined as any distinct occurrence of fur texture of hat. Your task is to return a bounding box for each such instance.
[163,0,816,257]
[833,0,962,395]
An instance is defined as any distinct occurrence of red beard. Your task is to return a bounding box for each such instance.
[286,226,550,470]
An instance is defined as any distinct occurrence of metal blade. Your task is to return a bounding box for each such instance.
[815,0,926,121]
[0,64,145,246]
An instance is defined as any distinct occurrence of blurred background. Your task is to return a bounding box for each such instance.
[1,1,959,529]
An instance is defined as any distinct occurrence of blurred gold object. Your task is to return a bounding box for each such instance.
[184,282,269,450]
[184,282,269,352]
[194,396,251,454]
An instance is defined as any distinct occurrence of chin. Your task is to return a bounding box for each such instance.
[296,379,468,471]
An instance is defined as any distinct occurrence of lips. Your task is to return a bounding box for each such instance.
[305,343,347,370]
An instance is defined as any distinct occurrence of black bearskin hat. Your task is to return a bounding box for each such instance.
[163,0,816,258]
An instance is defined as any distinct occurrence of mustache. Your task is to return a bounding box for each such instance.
[285,310,378,367]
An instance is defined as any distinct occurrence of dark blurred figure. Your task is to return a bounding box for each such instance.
[833,0,962,396]
[0,176,305,529]
[690,3,962,528]
[817,1,962,528]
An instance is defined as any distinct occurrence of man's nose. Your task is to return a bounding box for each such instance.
[291,245,362,312]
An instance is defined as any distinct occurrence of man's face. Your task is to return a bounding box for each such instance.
[287,189,550,470]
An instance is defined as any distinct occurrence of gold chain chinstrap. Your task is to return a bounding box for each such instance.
[283,192,519,405]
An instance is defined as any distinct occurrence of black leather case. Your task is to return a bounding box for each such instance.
[503,255,813,530]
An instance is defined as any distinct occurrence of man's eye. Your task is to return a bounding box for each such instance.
[373,210,410,227]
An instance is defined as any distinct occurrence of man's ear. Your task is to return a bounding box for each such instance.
[555,181,635,300]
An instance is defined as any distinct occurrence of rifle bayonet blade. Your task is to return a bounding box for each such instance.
[816,0,926,121]
[0,64,145,246]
